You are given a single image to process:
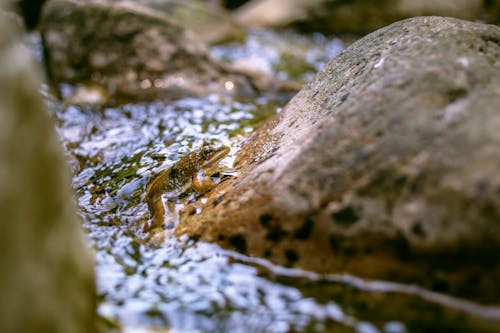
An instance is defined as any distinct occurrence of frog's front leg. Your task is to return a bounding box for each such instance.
[192,170,218,194]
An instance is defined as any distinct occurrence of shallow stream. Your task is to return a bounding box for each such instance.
[28,28,497,333]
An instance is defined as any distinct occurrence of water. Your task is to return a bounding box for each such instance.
[33,29,499,333]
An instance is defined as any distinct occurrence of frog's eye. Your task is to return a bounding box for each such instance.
[201,148,213,159]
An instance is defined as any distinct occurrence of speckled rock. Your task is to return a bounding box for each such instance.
[40,0,265,103]
[0,7,96,333]
[236,0,500,34]
[176,17,500,304]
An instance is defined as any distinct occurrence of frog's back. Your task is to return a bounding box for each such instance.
[144,143,228,206]
[146,154,200,202]
[146,169,181,202]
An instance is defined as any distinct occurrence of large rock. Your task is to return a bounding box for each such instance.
[40,0,267,103]
[236,0,500,34]
[0,6,96,333]
[175,17,500,304]
[137,0,245,44]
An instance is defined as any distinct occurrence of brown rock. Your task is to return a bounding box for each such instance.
[0,7,96,333]
[175,17,500,304]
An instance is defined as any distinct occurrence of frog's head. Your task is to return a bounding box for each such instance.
[199,142,230,169]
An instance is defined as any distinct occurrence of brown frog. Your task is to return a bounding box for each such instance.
[144,142,230,231]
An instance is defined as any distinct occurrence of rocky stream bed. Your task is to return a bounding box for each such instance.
[2,1,499,332]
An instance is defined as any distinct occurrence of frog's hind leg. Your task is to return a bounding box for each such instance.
[143,198,162,232]
[162,200,179,230]
[144,196,184,238]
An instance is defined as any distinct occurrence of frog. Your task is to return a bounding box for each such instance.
[143,142,230,231]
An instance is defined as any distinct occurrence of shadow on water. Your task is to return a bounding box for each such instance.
[29,29,500,333]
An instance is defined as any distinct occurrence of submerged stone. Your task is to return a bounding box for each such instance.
[176,17,500,305]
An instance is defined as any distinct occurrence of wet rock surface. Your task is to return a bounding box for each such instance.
[0,8,96,333]
[40,0,272,103]
[236,0,500,34]
[176,16,500,303]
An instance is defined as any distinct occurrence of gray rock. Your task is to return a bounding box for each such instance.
[176,17,500,304]
[40,0,261,103]
[0,7,96,333]
[236,0,500,34]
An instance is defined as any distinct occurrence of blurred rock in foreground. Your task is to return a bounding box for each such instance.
[176,17,500,306]
[0,6,96,333]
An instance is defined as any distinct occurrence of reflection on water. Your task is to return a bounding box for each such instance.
[36,29,499,333]
[95,236,364,333]
[212,28,344,83]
